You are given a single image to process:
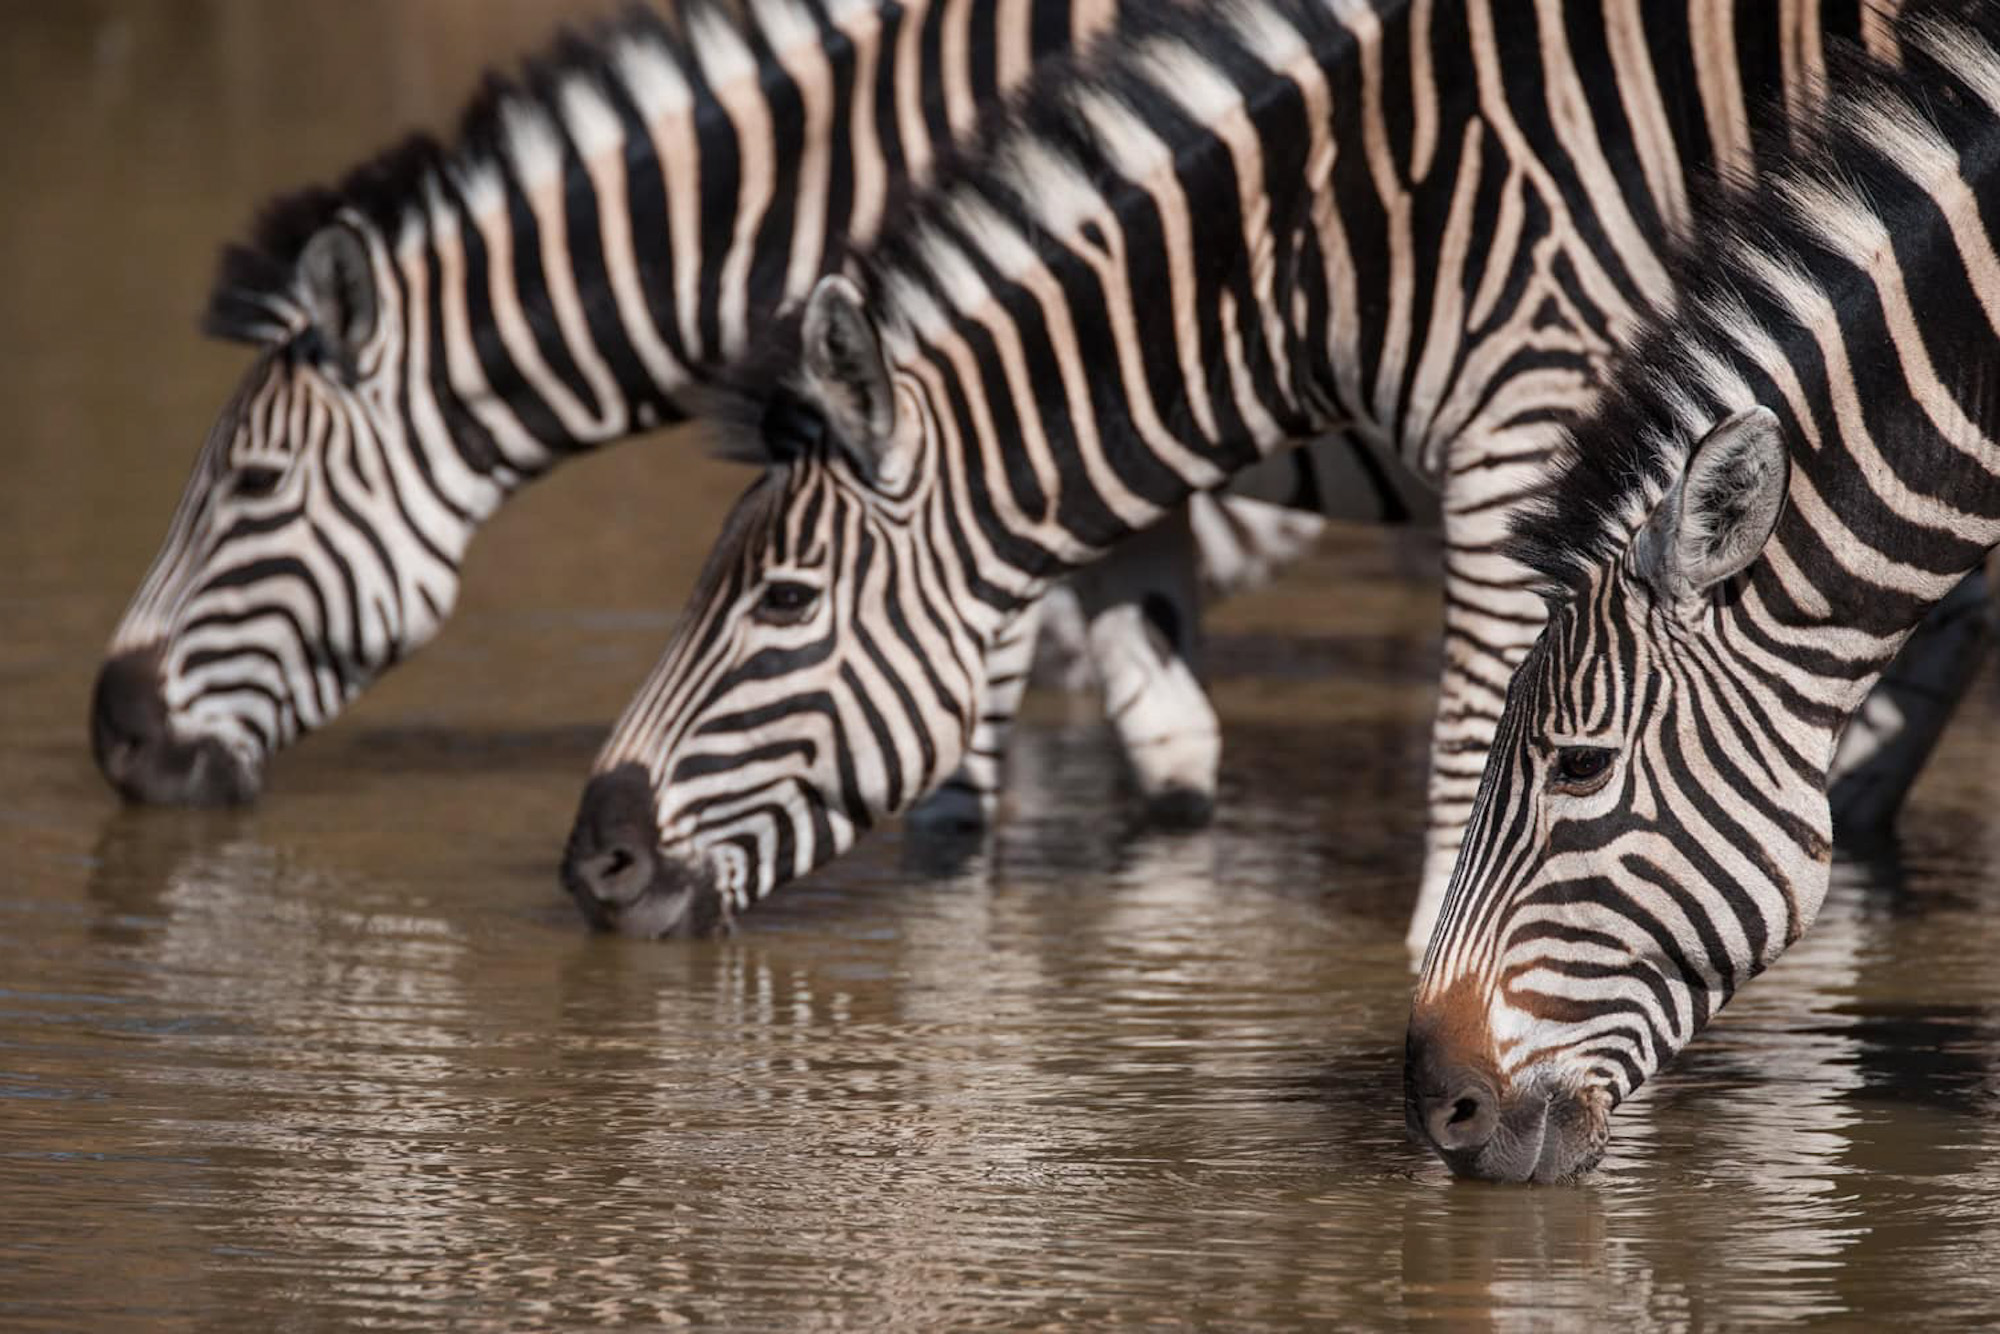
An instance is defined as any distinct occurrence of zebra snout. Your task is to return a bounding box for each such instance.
[89,646,253,806]
[1405,1023,1608,1183]
[1416,1073,1502,1159]
[1404,1030,1504,1164]
[562,764,722,939]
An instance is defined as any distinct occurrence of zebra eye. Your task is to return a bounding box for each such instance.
[1552,746,1615,792]
[231,465,286,500]
[754,580,820,626]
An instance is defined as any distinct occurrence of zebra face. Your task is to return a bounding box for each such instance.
[94,223,438,805]
[562,277,985,936]
[1407,406,1826,1181]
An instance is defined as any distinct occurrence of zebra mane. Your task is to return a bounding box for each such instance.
[1508,2,2000,598]
[845,0,1244,347]
[199,0,852,346]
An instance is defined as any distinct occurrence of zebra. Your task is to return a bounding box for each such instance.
[1406,6,2000,1182]
[96,0,1969,932]
[559,0,1962,935]
[90,0,1414,831]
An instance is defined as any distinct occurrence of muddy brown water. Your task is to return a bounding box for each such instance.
[5,4,2000,1328]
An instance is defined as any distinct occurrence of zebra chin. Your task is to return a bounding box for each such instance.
[561,764,729,939]
[1404,1025,1611,1184]
[90,647,260,807]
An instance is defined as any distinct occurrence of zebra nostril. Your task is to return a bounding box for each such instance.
[569,839,655,908]
[91,647,169,784]
[1426,1079,1499,1153]
[562,764,666,917]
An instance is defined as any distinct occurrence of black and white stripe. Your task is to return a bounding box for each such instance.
[96,0,1388,817]
[1408,5,2000,1182]
[565,0,1941,934]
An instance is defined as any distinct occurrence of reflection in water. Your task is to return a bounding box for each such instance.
[17,721,2000,1327]
[7,0,2000,1326]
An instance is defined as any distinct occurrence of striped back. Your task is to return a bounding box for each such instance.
[1408,8,2000,1182]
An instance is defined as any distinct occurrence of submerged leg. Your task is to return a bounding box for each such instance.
[1068,506,1222,826]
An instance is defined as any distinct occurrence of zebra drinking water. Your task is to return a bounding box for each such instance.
[1406,6,2000,1182]
[97,0,1974,935]
[560,0,1955,934]
[92,0,1411,829]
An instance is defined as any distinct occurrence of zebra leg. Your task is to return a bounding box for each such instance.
[1067,505,1221,827]
[1025,581,1097,695]
[1828,567,1995,838]
[904,601,1042,834]
[1187,488,1328,600]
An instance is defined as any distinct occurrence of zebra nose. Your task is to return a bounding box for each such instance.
[562,764,664,922]
[1419,1075,1501,1156]
[91,647,171,794]
[90,645,255,805]
[1404,1027,1504,1161]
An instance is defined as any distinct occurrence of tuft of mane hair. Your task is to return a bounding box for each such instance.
[1506,0,2000,599]
[197,0,788,346]
[698,303,815,467]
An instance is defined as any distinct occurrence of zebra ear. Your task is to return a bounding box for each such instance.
[801,275,906,486]
[298,226,378,370]
[1633,405,1790,612]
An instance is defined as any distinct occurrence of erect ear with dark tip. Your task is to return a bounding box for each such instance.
[800,274,902,483]
[1633,405,1790,613]
[298,225,378,368]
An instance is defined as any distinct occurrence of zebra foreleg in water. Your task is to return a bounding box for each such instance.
[1408,10,2000,1181]
[1020,439,1426,825]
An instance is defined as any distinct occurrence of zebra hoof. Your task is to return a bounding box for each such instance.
[905,783,995,835]
[1141,784,1214,830]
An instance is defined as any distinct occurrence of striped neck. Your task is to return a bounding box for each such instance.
[1516,16,2000,745]
[832,2,1383,611]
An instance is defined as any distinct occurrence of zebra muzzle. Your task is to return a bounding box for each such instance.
[1404,1025,1608,1184]
[562,764,722,939]
[90,646,257,807]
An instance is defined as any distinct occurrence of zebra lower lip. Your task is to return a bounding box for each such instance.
[100,733,259,807]
[1465,1083,1607,1184]
[1414,1075,1609,1184]
[599,857,729,940]
[91,649,262,806]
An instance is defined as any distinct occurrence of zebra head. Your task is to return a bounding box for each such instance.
[562,275,1000,936]
[1406,405,1826,1182]
[95,207,477,806]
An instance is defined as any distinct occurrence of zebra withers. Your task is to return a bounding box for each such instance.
[560,0,1945,934]
[1407,10,2000,1182]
